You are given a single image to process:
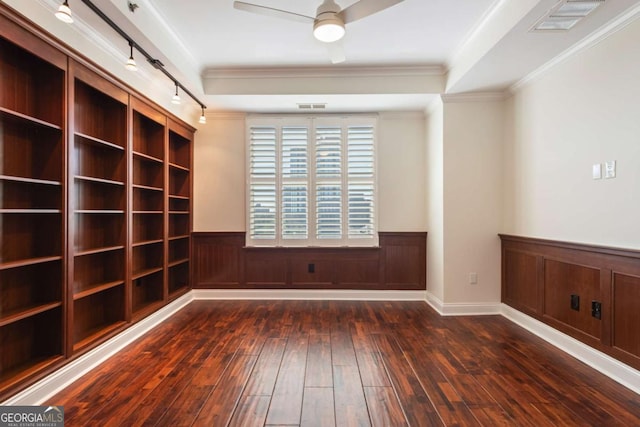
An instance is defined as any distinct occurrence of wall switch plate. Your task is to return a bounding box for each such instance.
[592,163,602,179]
[469,272,478,285]
[605,160,616,178]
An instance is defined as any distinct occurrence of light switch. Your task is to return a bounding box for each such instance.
[605,160,616,178]
[592,163,602,180]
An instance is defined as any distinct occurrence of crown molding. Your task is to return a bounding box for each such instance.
[206,111,247,121]
[441,91,508,103]
[510,3,640,92]
[203,64,445,80]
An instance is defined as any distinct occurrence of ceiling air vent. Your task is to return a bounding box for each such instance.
[297,103,327,110]
[533,0,605,31]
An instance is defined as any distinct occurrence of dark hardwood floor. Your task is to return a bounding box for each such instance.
[48,300,640,426]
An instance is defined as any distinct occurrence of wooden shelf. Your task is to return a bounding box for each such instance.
[168,258,189,268]
[75,131,125,151]
[0,356,64,394]
[74,246,125,257]
[75,209,124,216]
[169,211,189,215]
[73,280,125,301]
[0,302,63,328]
[0,175,61,186]
[133,210,163,214]
[169,162,189,172]
[133,150,163,164]
[169,195,189,200]
[132,239,164,247]
[0,256,63,271]
[169,235,190,241]
[0,209,60,214]
[73,321,126,353]
[0,106,62,130]
[132,184,163,192]
[132,266,164,280]
[75,175,124,187]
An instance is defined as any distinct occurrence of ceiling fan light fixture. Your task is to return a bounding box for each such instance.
[313,16,345,43]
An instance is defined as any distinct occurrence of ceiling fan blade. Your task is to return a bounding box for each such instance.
[233,1,314,24]
[327,40,346,64]
[338,0,405,24]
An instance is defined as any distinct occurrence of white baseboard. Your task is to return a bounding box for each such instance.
[501,304,640,394]
[426,291,502,316]
[193,289,427,301]
[1,292,194,406]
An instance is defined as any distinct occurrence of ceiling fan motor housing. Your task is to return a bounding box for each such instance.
[313,0,345,42]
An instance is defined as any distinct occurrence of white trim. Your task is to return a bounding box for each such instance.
[193,289,427,301]
[426,291,502,315]
[501,304,640,394]
[203,65,445,80]
[441,92,508,103]
[1,292,193,406]
[511,3,640,92]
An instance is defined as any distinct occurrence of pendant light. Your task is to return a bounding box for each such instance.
[199,106,207,124]
[125,42,137,71]
[171,82,181,105]
[55,0,73,23]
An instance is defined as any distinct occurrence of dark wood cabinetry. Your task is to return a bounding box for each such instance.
[70,63,128,353]
[0,15,66,395]
[0,6,194,399]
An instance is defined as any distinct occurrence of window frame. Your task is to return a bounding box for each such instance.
[245,114,378,248]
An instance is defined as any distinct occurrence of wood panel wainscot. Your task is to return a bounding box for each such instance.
[500,234,640,370]
[192,232,426,290]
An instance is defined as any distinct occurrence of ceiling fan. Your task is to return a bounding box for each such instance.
[233,0,405,64]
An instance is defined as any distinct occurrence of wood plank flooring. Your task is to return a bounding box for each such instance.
[48,300,640,426]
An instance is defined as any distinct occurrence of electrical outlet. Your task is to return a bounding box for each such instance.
[591,301,602,319]
[469,272,478,285]
[570,294,580,311]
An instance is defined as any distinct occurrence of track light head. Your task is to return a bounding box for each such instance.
[125,43,137,71]
[55,0,73,24]
[171,82,181,105]
[199,107,207,124]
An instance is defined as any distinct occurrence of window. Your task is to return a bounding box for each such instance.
[247,116,377,247]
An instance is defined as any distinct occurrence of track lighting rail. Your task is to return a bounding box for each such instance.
[78,0,206,112]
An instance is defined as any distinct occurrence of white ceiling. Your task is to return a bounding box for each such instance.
[15,0,640,114]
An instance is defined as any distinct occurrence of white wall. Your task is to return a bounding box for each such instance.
[442,99,505,304]
[193,112,429,232]
[425,101,445,301]
[193,114,246,231]
[504,17,640,250]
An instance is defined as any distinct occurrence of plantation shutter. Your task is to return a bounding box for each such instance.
[249,126,277,241]
[315,126,342,240]
[347,125,375,238]
[246,116,377,247]
[281,127,308,240]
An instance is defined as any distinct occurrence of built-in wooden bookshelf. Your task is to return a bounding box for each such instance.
[168,121,193,297]
[0,18,66,394]
[0,5,195,400]
[131,100,166,317]
[70,62,128,353]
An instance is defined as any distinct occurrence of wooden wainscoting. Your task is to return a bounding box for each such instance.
[192,232,426,290]
[500,234,640,370]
